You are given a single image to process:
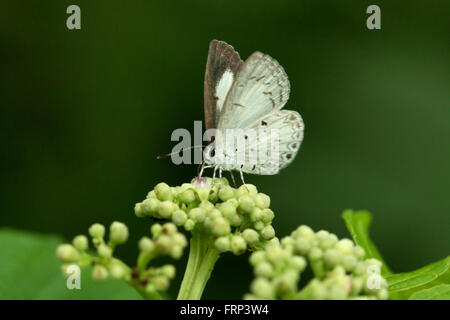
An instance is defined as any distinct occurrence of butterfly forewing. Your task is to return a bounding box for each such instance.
[204,40,243,130]
[218,52,290,130]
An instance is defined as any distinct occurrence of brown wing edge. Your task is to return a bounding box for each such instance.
[204,40,244,130]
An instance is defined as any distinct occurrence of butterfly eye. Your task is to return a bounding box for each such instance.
[210,148,215,158]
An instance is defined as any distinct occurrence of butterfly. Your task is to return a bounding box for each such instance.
[200,40,305,184]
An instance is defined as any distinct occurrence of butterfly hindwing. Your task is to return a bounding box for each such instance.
[240,110,304,175]
[218,52,290,130]
[204,40,243,130]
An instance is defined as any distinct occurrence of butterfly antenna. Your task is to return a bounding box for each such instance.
[156,145,206,159]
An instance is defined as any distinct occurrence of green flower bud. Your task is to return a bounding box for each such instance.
[134,203,144,217]
[145,283,156,294]
[253,193,270,209]
[208,209,222,220]
[173,233,187,247]
[146,190,156,199]
[97,243,112,258]
[229,214,243,227]
[172,209,188,225]
[211,217,231,236]
[152,275,169,291]
[214,236,230,252]
[249,207,262,222]
[249,251,266,266]
[239,195,255,213]
[253,221,265,231]
[218,202,236,219]
[310,280,327,299]
[353,246,365,259]
[281,237,294,248]
[291,256,307,272]
[199,200,215,212]
[316,230,338,249]
[335,238,354,255]
[158,201,176,219]
[261,209,275,224]
[72,235,88,251]
[242,229,260,244]
[89,223,105,239]
[139,237,155,253]
[161,222,177,235]
[189,207,206,223]
[218,185,234,201]
[236,184,258,197]
[254,262,274,278]
[92,265,108,281]
[295,225,314,240]
[184,219,195,231]
[328,285,347,300]
[178,189,196,204]
[109,221,129,244]
[151,223,163,237]
[155,182,172,201]
[342,254,358,271]
[170,245,183,259]
[260,225,275,240]
[226,198,239,208]
[275,272,297,296]
[309,247,323,261]
[265,245,286,265]
[351,277,364,294]
[294,237,311,255]
[56,244,79,262]
[251,278,274,299]
[155,235,172,255]
[230,235,247,255]
[161,265,176,279]
[109,264,126,279]
[354,262,367,276]
[324,248,342,268]
[141,198,160,215]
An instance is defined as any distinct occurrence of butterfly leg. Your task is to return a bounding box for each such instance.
[198,164,212,177]
[239,169,249,190]
[229,170,237,187]
[219,167,223,179]
[213,166,218,180]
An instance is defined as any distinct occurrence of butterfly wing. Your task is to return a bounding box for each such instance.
[218,52,290,130]
[204,40,243,130]
[241,110,304,175]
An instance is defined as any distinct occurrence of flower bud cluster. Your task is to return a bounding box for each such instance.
[57,220,186,296]
[134,177,276,254]
[245,225,388,300]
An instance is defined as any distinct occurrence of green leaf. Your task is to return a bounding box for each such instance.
[0,228,141,299]
[386,256,450,299]
[409,284,450,300]
[342,209,392,275]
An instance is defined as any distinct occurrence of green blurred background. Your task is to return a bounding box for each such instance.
[1,1,449,299]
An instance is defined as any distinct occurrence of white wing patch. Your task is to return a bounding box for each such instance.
[240,110,304,175]
[214,69,234,124]
[218,52,290,130]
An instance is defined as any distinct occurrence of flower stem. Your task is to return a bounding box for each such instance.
[177,231,220,300]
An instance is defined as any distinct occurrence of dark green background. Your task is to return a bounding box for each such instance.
[1,1,449,299]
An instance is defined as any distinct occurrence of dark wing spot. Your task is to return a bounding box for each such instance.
[286,154,292,159]
[261,120,267,126]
